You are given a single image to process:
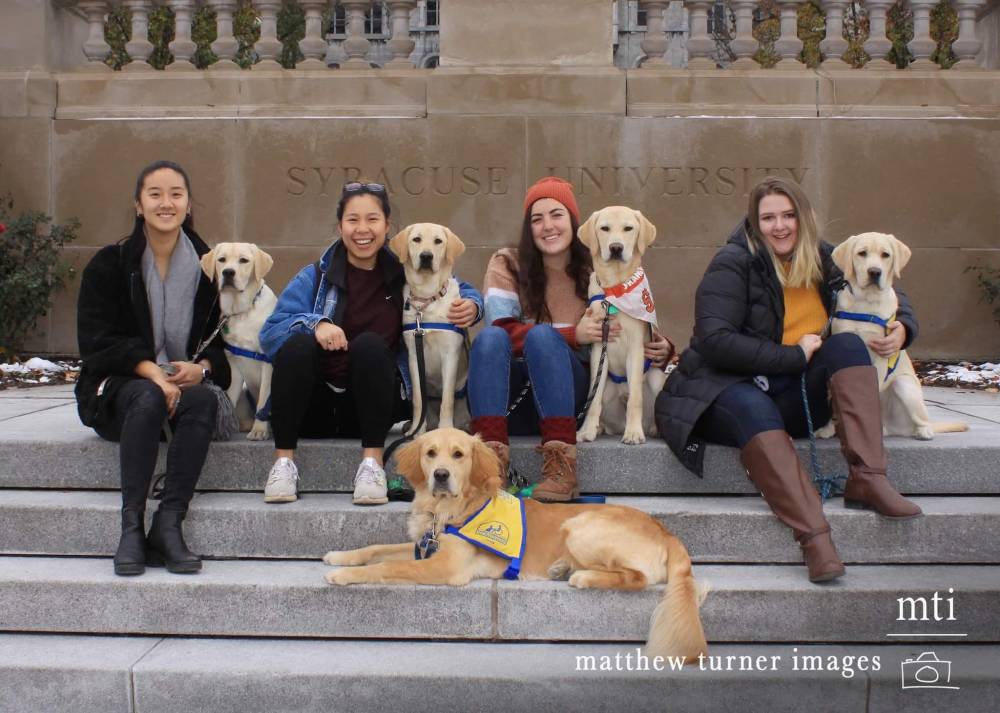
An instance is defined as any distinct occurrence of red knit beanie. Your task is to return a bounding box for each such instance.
[523,176,580,223]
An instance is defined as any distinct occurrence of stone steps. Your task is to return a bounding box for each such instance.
[1,556,996,643]
[4,634,997,713]
[3,490,998,564]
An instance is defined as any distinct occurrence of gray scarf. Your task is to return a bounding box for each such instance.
[142,230,200,364]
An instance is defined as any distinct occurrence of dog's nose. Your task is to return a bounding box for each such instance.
[419,252,434,267]
[609,243,624,259]
[433,469,450,484]
[868,267,882,280]
[222,268,235,278]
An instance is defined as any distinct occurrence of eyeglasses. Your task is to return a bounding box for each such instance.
[342,182,387,196]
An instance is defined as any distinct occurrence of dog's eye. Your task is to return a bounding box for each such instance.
[858,250,867,257]
[452,450,464,459]
[426,448,437,458]
[624,226,634,232]
[239,257,250,264]
[881,252,890,259]
[434,238,443,245]
[413,236,421,243]
[600,226,610,232]
[217,257,226,263]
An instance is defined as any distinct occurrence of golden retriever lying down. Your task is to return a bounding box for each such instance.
[323,428,709,662]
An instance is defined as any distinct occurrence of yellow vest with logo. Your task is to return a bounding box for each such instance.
[444,490,526,580]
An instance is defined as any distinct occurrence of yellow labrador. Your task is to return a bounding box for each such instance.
[389,224,469,433]
[576,207,667,445]
[826,232,967,440]
[323,428,709,663]
[200,243,277,440]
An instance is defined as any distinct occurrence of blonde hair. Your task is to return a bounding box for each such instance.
[746,176,822,289]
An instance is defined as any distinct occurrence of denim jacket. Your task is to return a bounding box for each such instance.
[260,241,483,397]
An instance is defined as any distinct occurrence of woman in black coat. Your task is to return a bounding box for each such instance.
[655,176,921,584]
[75,161,231,577]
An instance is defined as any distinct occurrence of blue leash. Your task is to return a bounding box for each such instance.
[800,373,847,502]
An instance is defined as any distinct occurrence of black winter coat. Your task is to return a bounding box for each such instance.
[74,224,231,428]
[654,220,918,476]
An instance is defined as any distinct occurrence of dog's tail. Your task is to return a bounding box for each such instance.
[933,421,969,434]
[645,533,709,664]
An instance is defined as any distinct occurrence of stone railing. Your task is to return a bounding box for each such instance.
[64,0,994,72]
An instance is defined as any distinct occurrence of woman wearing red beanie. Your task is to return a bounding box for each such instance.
[467,177,673,500]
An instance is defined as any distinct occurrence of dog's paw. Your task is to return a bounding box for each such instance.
[914,426,934,441]
[247,420,271,441]
[577,425,599,443]
[322,550,355,566]
[547,559,572,581]
[622,427,645,445]
[568,571,597,589]
[813,423,836,439]
[324,568,360,586]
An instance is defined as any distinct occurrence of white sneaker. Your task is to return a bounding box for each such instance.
[352,457,388,505]
[264,457,299,503]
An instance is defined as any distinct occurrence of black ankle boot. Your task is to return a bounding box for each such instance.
[146,509,202,573]
[114,508,147,576]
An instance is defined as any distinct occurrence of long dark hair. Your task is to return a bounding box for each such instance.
[503,212,592,324]
[131,160,195,235]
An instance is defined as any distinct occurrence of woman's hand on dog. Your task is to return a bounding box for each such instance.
[868,321,905,357]
[575,307,622,345]
[448,298,478,329]
[315,321,348,351]
[644,333,675,368]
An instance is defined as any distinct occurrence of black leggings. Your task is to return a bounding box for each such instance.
[270,332,409,450]
[95,379,217,512]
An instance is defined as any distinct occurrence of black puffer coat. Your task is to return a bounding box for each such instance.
[74,224,231,428]
[654,220,918,476]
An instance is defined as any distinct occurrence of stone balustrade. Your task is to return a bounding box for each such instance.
[65,0,991,72]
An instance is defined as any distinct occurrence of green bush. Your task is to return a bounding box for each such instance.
[0,194,79,356]
[966,265,1000,329]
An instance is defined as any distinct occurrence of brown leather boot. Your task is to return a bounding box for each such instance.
[829,366,922,519]
[532,441,579,502]
[484,441,512,489]
[741,430,845,583]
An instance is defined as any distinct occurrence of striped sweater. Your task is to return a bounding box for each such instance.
[483,248,588,354]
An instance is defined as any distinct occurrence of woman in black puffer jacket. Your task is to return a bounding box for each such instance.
[655,176,921,583]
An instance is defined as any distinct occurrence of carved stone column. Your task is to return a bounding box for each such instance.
[638,1,670,67]
[729,0,760,69]
[385,0,417,67]
[297,0,330,68]
[774,0,806,69]
[206,0,241,69]
[77,0,113,71]
[685,0,717,69]
[907,0,941,69]
[166,0,198,71]
[252,0,284,68]
[122,0,155,71]
[341,0,373,68]
[863,0,894,69]
[951,0,986,70]
[819,0,850,69]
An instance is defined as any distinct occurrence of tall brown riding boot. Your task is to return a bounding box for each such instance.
[741,431,845,583]
[532,441,579,502]
[829,366,922,519]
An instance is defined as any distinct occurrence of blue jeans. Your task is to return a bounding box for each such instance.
[695,333,871,448]
[468,325,589,435]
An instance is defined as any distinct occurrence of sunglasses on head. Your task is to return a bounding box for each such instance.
[342,181,387,196]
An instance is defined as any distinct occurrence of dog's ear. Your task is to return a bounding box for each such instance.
[832,237,855,284]
[470,436,502,494]
[394,437,426,490]
[577,210,601,255]
[389,226,412,261]
[635,210,657,253]
[889,235,911,279]
[200,247,217,281]
[444,227,466,264]
[252,245,274,281]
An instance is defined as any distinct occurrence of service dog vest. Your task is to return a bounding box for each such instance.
[597,267,658,328]
[444,490,527,580]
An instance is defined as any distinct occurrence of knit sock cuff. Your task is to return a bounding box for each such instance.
[540,416,577,446]
[471,416,509,445]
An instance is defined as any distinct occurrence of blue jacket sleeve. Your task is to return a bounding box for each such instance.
[260,264,326,360]
[457,278,485,326]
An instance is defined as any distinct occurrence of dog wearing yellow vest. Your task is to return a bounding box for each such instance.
[323,428,709,663]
